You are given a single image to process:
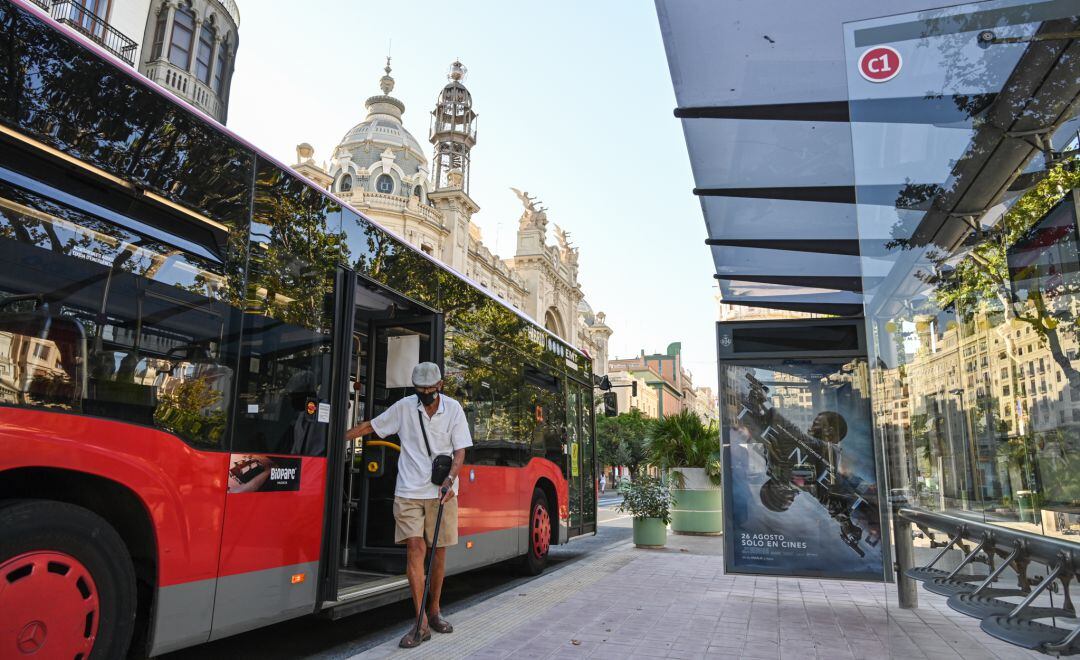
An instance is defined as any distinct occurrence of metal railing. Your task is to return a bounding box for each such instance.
[142,62,224,121]
[49,1,138,66]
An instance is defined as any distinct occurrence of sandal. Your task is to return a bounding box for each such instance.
[399,627,431,648]
[428,614,454,634]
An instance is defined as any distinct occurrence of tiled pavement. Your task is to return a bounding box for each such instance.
[352,533,1050,660]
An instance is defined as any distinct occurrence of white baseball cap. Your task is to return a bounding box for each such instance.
[411,362,442,388]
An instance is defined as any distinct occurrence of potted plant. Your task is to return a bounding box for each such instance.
[617,475,672,548]
[648,410,723,535]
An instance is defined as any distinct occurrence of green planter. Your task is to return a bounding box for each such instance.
[632,517,667,548]
[670,467,723,535]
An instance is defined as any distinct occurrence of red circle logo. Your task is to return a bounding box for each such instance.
[858,46,902,82]
[306,401,316,415]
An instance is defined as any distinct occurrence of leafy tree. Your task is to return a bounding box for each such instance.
[247,164,342,328]
[891,162,1080,389]
[154,375,227,447]
[596,409,651,480]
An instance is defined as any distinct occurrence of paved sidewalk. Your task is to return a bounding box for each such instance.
[351,533,1045,660]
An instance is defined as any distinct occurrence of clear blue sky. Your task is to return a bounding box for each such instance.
[227,0,720,390]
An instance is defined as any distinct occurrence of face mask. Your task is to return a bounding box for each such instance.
[417,389,437,406]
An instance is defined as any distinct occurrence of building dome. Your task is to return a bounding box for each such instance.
[337,116,427,162]
[330,58,429,196]
[578,300,595,325]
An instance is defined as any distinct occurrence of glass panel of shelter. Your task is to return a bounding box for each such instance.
[847,1,1080,538]
[845,1,1080,650]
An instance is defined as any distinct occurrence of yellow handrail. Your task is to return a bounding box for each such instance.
[364,440,400,452]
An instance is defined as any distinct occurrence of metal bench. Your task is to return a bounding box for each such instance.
[899,508,1079,656]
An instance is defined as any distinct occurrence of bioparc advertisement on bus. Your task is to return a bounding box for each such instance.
[721,361,884,581]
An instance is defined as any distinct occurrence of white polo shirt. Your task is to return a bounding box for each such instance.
[370,393,473,499]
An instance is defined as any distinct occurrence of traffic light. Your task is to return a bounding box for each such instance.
[603,391,617,417]
[631,381,638,397]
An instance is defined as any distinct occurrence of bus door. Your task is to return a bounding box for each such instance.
[565,378,596,537]
[581,381,597,534]
[323,273,442,600]
[350,314,441,573]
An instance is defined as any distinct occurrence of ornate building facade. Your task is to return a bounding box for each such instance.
[293,60,612,372]
[30,0,239,123]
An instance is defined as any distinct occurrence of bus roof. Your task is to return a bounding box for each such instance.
[13,0,589,361]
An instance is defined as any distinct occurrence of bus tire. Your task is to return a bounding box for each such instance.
[0,499,137,660]
[519,488,551,576]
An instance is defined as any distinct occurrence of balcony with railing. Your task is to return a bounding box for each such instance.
[46,1,138,66]
[142,61,224,121]
[336,190,444,227]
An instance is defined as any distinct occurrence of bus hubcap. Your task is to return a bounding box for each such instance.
[532,504,551,558]
[1,551,99,657]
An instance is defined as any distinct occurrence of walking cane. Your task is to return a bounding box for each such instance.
[413,485,449,643]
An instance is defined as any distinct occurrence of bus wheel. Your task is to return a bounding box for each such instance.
[0,500,136,660]
[519,489,551,576]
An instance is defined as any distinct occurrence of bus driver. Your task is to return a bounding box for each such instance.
[345,362,472,648]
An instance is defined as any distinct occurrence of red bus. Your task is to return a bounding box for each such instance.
[0,2,598,657]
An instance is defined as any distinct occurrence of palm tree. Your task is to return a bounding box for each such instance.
[648,410,721,488]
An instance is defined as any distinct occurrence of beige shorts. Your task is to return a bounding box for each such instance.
[393,496,459,547]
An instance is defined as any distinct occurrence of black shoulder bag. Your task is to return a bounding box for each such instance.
[417,408,453,486]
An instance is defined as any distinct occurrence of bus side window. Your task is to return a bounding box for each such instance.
[443,329,529,467]
[0,181,238,449]
[524,365,564,463]
[0,296,87,410]
[230,158,341,457]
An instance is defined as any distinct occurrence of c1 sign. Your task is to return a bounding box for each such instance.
[858,46,902,82]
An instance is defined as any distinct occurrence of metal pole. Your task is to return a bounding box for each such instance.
[893,507,918,609]
[413,486,449,642]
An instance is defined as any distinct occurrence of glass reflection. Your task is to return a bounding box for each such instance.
[0,1,253,226]
[0,178,240,447]
[231,160,341,456]
[848,0,1080,543]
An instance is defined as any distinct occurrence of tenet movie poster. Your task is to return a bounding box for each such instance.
[721,360,884,581]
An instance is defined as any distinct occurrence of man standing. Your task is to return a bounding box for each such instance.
[345,362,472,648]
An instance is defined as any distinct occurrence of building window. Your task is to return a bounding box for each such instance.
[67,0,110,38]
[413,185,423,199]
[168,3,195,70]
[375,174,394,194]
[212,41,230,95]
[421,244,433,255]
[150,6,167,59]
[339,174,352,192]
[195,19,215,84]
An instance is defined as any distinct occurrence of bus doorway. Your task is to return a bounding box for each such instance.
[323,272,442,605]
[565,378,597,537]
